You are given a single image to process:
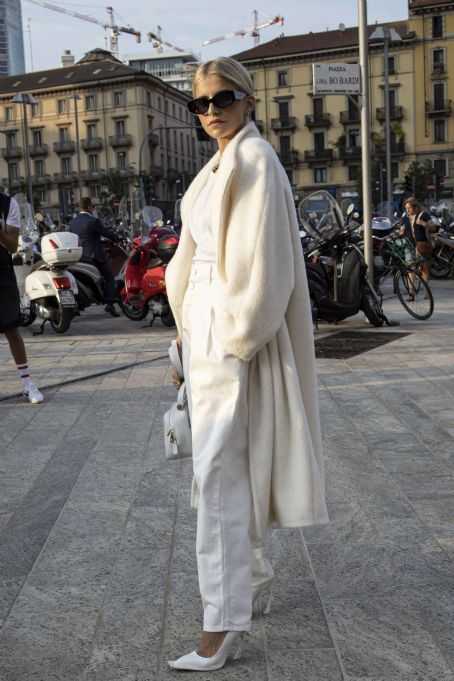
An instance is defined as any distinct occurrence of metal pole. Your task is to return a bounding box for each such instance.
[22,100,34,213]
[73,96,82,202]
[383,30,393,212]
[358,0,373,281]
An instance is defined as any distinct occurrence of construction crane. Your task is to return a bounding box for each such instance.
[147,26,186,54]
[202,10,284,47]
[25,1,141,56]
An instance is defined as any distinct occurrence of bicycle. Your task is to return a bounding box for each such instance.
[372,233,434,320]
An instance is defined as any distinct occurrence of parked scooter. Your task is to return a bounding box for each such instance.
[429,228,454,278]
[118,231,176,326]
[300,191,387,327]
[17,232,82,333]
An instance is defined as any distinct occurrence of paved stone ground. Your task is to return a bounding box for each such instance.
[0,281,453,681]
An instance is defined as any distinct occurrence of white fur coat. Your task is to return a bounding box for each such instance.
[165,121,329,538]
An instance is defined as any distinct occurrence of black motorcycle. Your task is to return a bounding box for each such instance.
[300,191,386,327]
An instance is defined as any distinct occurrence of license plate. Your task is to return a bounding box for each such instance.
[58,290,76,307]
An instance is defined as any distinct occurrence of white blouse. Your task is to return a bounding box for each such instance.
[188,169,218,263]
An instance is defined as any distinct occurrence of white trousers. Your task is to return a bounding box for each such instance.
[182,262,252,632]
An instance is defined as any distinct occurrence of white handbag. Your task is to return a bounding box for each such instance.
[163,340,192,460]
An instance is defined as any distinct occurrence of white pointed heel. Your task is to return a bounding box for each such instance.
[168,631,244,671]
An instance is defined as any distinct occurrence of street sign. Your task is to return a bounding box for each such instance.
[313,63,361,94]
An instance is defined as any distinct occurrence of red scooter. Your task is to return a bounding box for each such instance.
[119,227,178,326]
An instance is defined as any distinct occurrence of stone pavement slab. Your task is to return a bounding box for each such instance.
[0,285,453,680]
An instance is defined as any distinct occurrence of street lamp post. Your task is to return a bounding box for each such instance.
[69,94,82,202]
[370,26,402,213]
[358,0,373,281]
[11,92,38,212]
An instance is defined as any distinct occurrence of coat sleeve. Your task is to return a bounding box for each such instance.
[221,144,295,362]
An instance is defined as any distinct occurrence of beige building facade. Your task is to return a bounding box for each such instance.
[0,49,214,218]
[235,0,453,205]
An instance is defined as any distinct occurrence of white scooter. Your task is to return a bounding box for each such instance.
[14,231,82,334]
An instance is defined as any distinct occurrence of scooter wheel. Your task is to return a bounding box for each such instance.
[19,308,37,327]
[118,299,149,321]
[50,307,74,333]
[361,288,384,327]
[161,310,175,327]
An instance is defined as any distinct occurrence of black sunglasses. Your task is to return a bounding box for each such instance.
[187,90,247,115]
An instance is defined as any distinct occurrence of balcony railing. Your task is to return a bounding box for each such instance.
[81,169,106,181]
[340,109,361,124]
[1,146,23,159]
[270,116,297,131]
[167,167,179,181]
[376,106,404,122]
[148,133,160,147]
[376,142,406,156]
[117,167,135,178]
[54,140,76,154]
[150,165,163,178]
[53,171,76,184]
[109,134,133,147]
[426,100,452,117]
[432,63,446,75]
[32,173,51,186]
[304,113,331,128]
[29,143,49,157]
[339,146,362,161]
[5,176,25,188]
[304,149,333,163]
[81,137,103,151]
[278,150,299,166]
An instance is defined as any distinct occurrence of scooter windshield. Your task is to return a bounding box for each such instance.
[298,191,344,243]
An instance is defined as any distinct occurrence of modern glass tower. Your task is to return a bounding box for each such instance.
[0,0,26,76]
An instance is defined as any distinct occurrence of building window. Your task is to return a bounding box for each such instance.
[172,103,176,117]
[313,97,324,116]
[146,91,152,108]
[90,185,100,199]
[57,99,67,114]
[348,165,359,182]
[388,56,395,74]
[277,71,288,87]
[35,159,44,176]
[8,162,18,180]
[31,102,40,117]
[158,96,162,111]
[314,167,328,184]
[115,119,126,136]
[433,82,445,108]
[86,123,96,140]
[349,129,360,147]
[85,95,95,111]
[117,151,127,170]
[61,157,71,174]
[32,129,42,146]
[278,100,289,119]
[88,154,98,171]
[59,127,69,142]
[432,15,443,38]
[434,158,447,177]
[5,106,14,121]
[391,161,399,179]
[432,48,445,73]
[314,131,325,150]
[113,91,124,106]
[279,135,291,161]
[433,118,446,143]
[6,132,16,148]
[37,190,47,203]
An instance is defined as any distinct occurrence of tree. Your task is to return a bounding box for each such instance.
[104,170,130,203]
[404,160,433,203]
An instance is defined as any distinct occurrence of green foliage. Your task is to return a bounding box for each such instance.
[104,170,129,203]
[405,160,433,202]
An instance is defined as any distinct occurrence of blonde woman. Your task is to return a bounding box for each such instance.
[165,57,328,672]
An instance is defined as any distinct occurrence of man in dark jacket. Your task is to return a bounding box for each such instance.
[69,197,121,316]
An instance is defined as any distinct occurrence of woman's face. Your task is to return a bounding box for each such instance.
[405,203,417,216]
[193,74,254,145]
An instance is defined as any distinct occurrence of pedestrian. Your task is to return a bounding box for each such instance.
[165,56,328,672]
[69,197,121,317]
[401,197,436,296]
[0,192,43,404]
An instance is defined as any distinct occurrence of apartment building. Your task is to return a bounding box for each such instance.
[409,0,454,194]
[0,48,214,216]
[234,0,454,203]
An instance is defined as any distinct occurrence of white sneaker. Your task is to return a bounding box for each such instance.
[23,382,44,404]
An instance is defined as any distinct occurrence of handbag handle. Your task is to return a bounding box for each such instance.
[169,339,184,378]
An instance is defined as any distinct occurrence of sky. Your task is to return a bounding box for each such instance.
[22,0,410,73]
